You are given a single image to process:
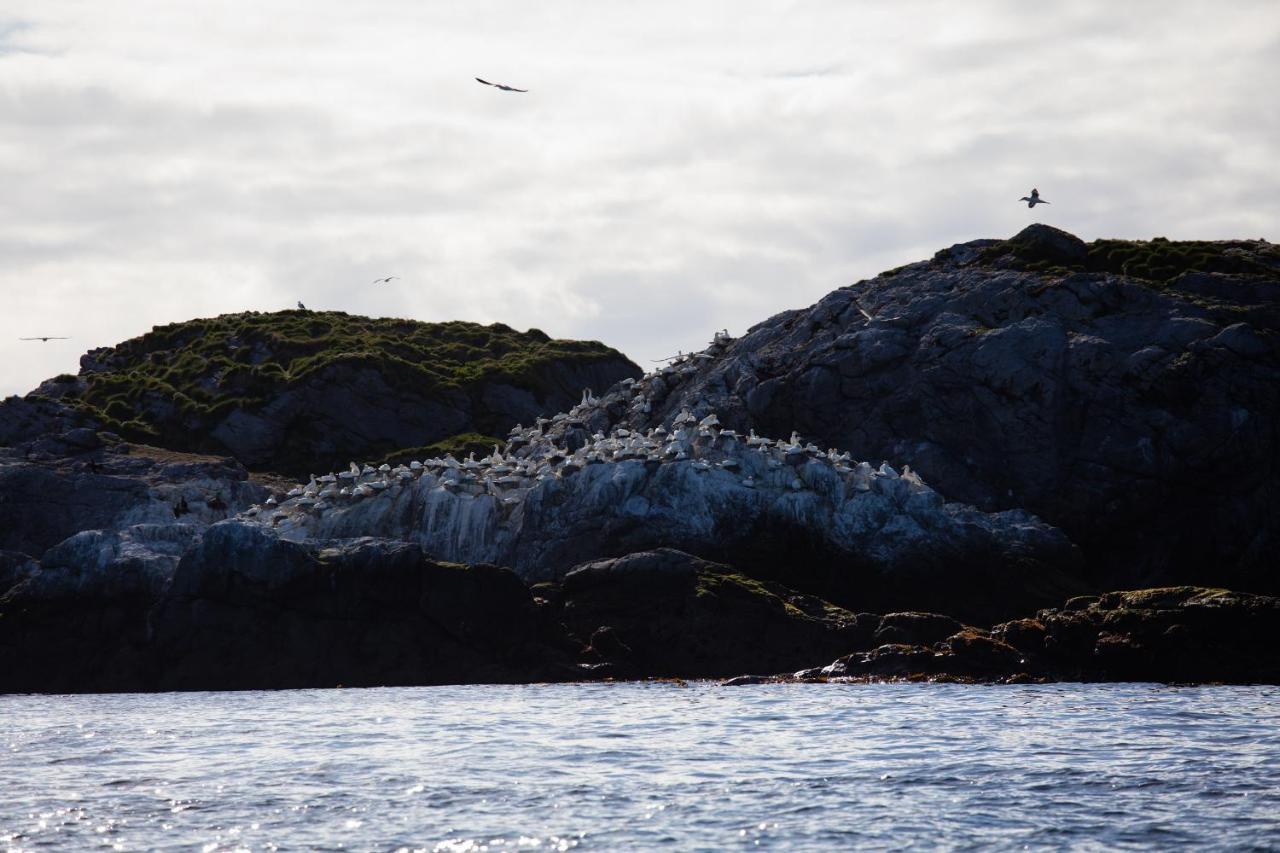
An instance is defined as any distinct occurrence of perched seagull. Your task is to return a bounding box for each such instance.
[297,301,307,310]
[475,77,528,93]
[1019,188,1050,208]
[19,336,70,342]
[373,276,399,284]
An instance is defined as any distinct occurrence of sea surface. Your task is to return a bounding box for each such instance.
[2,683,1278,851]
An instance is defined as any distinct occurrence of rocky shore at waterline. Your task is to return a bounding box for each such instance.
[2,225,1278,692]
[3,537,1276,692]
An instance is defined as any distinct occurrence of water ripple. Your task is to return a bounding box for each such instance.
[1,683,1278,849]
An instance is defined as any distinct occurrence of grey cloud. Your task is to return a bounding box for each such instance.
[1,2,1278,397]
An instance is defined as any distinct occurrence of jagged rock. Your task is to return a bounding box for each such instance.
[27,524,202,599]
[873,612,965,646]
[611,230,1280,595]
[0,551,37,597]
[259,419,1084,622]
[0,436,265,556]
[767,586,1280,685]
[0,524,586,692]
[998,224,1089,266]
[557,549,868,677]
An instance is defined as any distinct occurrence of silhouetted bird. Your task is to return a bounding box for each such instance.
[1019,188,1050,208]
[297,301,307,310]
[373,276,399,284]
[19,336,69,342]
[476,77,528,93]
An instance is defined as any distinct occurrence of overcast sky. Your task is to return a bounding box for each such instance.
[1,2,1277,397]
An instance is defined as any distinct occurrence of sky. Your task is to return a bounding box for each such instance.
[1,2,1277,397]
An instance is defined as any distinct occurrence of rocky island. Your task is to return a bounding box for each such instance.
[2,226,1277,692]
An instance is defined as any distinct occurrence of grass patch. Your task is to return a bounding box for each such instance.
[980,236,1279,285]
[54,310,634,471]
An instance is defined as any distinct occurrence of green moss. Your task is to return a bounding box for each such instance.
[376,432,506,466]
[55,310,632,471]
[698,572,799,616]
[983,236,1279,286]
[1083,239,1278,284]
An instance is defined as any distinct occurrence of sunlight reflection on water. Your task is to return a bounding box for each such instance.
[2,683,1278,850]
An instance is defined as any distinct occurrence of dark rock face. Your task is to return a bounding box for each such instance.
[149,528,571,691]
[553,549,869,678]
[2,523,1275,691]
[623,231,1280,594]
[0,524,580,693]
[0,395,94,448]
[199,356,638,473]
[0,536,876,691]
[789,586,1280,685]
[0,434,265,557]
[997,223,1088,266]
[0,432,263,558]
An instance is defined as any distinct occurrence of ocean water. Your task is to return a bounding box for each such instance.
[2,683,1278,851]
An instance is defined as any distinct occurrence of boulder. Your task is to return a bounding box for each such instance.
[556,549,868,678]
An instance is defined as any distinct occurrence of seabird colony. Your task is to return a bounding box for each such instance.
[243,327,947,571]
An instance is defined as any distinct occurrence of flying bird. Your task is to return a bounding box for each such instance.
[475,77,528,93]
[373,276,399,284]
[1019,188,1050,208]
[19,336,69,342]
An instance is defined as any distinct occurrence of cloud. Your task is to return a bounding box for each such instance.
[1,1,1277,397]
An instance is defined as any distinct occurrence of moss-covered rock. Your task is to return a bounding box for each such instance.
[976,226,1280,285]
[19,311,640,476]
[556,549,868,678]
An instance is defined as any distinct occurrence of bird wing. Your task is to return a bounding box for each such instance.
[504,86,528,92]
[475,77,495,86]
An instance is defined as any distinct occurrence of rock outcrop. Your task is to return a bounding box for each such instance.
[4,527,1274,691]
[551,549,868,678]
[609,227,1280,594]
[0,312,642,477]
[253,415,1083,622]
[0,430,266,557]
[750,586,1280,685]
[3,231,1277,692]
[0,541,872,692]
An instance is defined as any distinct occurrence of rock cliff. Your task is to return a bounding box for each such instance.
[609,227,1280,594]
[251,408,1083,622]
[0,429,266,556]
[735,586,1280,685]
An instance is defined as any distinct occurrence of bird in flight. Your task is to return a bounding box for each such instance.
[19,336,70,342]
[1019,188,1050,208]
[373,276,398,284]
[476,77,528,93]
